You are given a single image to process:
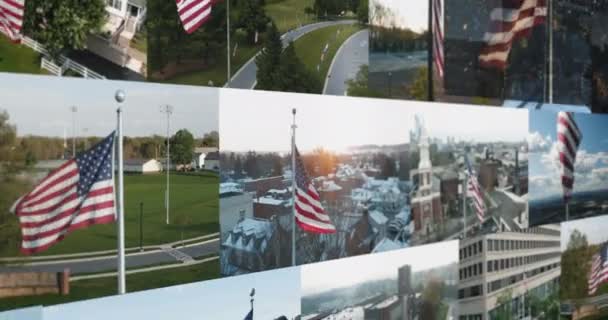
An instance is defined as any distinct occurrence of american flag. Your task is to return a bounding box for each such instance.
[176,0,215,34]
[13,132,116,255]
[432,0,444,79]
[0,0,25,43]
[479,0,547,69]
[556,111,582,203]
[588,243,608,295]
[294,147,336,234]
[465,155,485,222]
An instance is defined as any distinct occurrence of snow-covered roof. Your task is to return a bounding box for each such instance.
[371,296,399,310]
[220,182,242,195]
[369,210,388,225]
[372,238,408,253]
[320,180,343,192]
[253,197,286,206]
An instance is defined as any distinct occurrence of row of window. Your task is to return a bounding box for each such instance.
[459,252,560,281]
[459,315,482,320]
[487,262,560,294]
[518,226,561,237]
[460,240,483,260]
[487,239,560,252]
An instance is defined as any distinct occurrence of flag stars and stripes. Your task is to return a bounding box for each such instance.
[557,111,582,203]
[589,243,608,295]
[465,155,485,222]
[0,0,25,43]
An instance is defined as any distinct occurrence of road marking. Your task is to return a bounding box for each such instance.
[323,29,369,95]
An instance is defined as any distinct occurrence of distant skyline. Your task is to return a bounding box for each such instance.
[301,241,458,296]
[561,215,608,251]
[0,73,218,138]
[44,267,300,320]
[370,0,428,33]
[529,111,608,201]
[220,89,528,153]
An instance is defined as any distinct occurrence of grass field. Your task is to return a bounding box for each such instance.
[0,37,43,74]
[0,260,220,311]
[33,171,219,256]
[293,24,362,92]
[265,0,316,34]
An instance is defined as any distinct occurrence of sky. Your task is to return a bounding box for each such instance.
[220,89,528,153]
[44,267,300,320]
[0,73,218,138]
[370,0,428,32]
[300,240,458,295]
[561,215,608,251]
[528,111,608,201]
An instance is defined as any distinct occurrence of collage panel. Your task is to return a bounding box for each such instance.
[0,306,42,320]
[300,240,459,320]
[219,88,528,278]
[560,215,608,320]
[42,266,301,320]
[0,74,219,310]
[146,0,369,97]
[529,111,608,227]
[1,0,147,80]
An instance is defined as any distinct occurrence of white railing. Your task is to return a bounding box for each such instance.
[21,36,106,79]
[40,57,61,76]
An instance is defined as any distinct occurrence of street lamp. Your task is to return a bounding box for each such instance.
[160,104,173,225]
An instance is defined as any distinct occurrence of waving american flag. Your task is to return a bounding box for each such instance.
[0,0,25,42]
[557,111,582,203]
[293,147,336,234]
[589,243,608,295]
[13,132,116,254]
[465,155,485,222]
[176,0,216,34]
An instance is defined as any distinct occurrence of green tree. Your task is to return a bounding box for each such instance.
[346,65,386,98]
[495,289,513,320]
[272,156,283,177]
[244,151,260,178]
[23,0,106,59]
[561,230,593,300]
[202,131,219,147]
[234,156,244,179]
[256,22,284,90]
[170,129,195,168]
[567,229,588,250]
[409,66,429,101]
[276,43,321,93]
[356,0,368,24]
[420,278,442,320]
[236,0,270,44]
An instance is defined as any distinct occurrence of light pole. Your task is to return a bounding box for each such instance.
[160,105,173,225]
[70,106,77,157]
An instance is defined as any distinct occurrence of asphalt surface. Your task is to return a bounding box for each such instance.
[323,29,369,96]
[228,20,358,89]
[0,239,219,275]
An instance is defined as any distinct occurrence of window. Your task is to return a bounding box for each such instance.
[488,261,493,272]
[488,239,493,251]
[106,0,123,10]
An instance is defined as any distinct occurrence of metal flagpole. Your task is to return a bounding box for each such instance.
[462,171,468,239]
[115,90,126,295]
[226,0,231,87]
[291,108,297,267]
[548,0,553,104]
[161,105,173,225]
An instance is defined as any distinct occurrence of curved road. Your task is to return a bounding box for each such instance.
[228,20,357,90]
[323,29,369,96]
[0,239,219,274]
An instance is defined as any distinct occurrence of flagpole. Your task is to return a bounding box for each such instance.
[427,0,434,102]
[462,170,467,239]
[115,90,126,295]
[291,108,297,267]
[548,0,553,104]
[226,0,231,87]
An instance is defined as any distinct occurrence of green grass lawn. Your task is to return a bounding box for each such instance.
[0,37,43,74]
[163,41,261,87]
[293,24,362,92]
[265,0,316,34]
[33,171,219,256]
[131,29,148,54]
[0,260,220,311]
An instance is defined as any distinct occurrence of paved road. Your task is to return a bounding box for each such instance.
[228,20,357,90]
[323,29,369,96]
[0,239,219,275]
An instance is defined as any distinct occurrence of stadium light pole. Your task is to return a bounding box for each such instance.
[70,106,77,157]
[161,105,173,225]
[115,90,126,295]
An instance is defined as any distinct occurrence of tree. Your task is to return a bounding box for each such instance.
[272,156,283,177]
[420,278,442,320]
[380,155,396,179]
[23,0,106,59]
[561,230,592,300]
[170,129,195,168]
[495,289,513,320]
[409,66,429,100]
[234,156,244,179]
[236,0,270,44]
[567,229,588,250]
[276,42,321,93]
[356,0,368,24]
[346,65,386,97]
[244,151,261,178]
[202,131,219,147]
[256,22,284,90]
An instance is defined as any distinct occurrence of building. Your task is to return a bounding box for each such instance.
[203,151,220,171]
[458,224,561,320]
[364,296,402,320]
[410,123,444,237]
[192,147,219,169]
[243,176,285,197]
[219,184,254,240]
[123,159,162,173]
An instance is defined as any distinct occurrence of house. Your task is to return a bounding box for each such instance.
[86,0,147,75]
[192,147,219,169]
[124,159,162,173]
[203,151,220,171]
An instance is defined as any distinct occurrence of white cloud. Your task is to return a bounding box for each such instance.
[527,131,552,153]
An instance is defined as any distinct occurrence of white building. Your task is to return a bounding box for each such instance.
[123,159,162,173]
[458,224,561,320]
[203,151,220,171]
[219,186,254,240]
[192,147,219,169]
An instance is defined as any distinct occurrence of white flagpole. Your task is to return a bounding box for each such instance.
[462,171,467,239]
[226,0,231,87]
[291,108,297,267]
[115,90,126,295]
[548,0,553,104]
